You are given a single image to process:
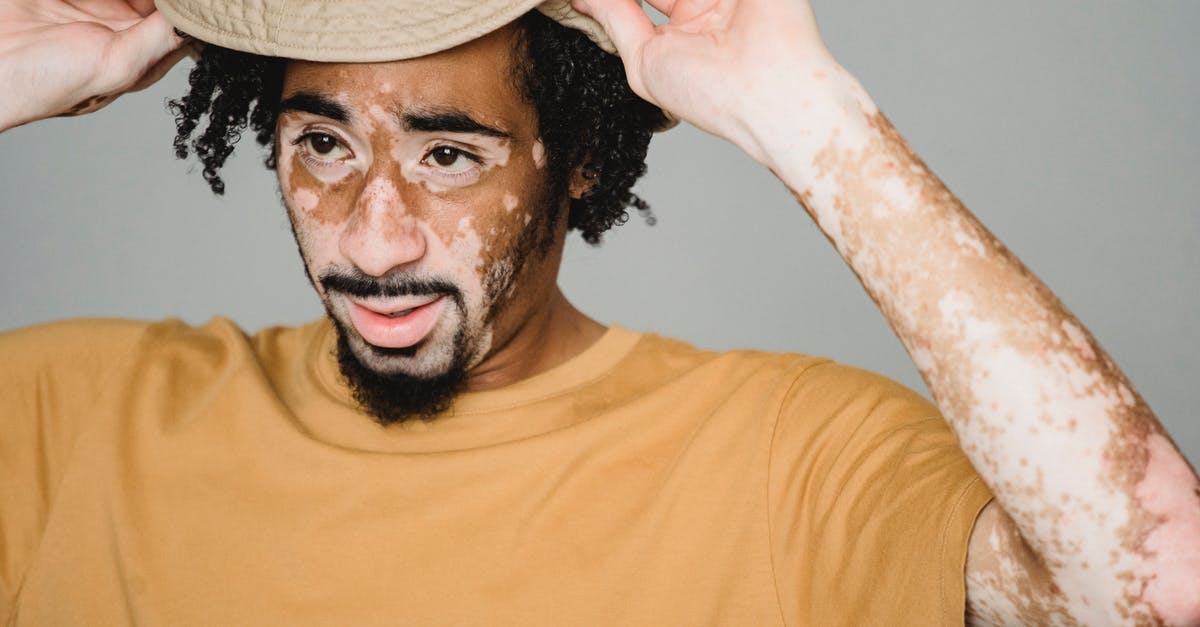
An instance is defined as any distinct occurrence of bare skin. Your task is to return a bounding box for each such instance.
[3,0,1197,622]
[0,0,186,131]
[276,28,604,392]
[575,0,1200,623]
[0,2,605,396]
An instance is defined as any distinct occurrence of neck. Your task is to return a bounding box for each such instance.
[463,287,605,392]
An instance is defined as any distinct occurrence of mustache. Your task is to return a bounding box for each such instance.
[318,267,463,302]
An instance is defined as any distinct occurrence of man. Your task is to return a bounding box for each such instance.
[1,0,1198,625]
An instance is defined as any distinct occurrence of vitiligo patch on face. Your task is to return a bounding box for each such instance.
[449,217,484,271]
[360,177,404,215]
[293,188,319,213]
[532,140,546,169]
[277,37,576,391]
[284,158,355,226]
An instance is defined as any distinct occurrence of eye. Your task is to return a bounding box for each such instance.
[422,146,480,173]
[297,132,350,161]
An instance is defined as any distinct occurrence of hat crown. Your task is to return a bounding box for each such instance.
[154,0,615,62]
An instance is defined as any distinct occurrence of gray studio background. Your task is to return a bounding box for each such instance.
[1,2,1196,464]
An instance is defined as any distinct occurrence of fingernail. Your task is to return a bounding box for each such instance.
[173,28,192,39]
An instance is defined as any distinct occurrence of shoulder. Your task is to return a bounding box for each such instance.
[1,317,153,351]
[767,356,958,490]
[627,330,932,419]
[622,330,834,394]
[0,318,158,379]
[615,331,948,454]
[747,351,988,625]
[777,359,941,436]
[0,316,325,377]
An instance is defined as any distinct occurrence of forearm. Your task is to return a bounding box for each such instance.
[752,63,1200,622]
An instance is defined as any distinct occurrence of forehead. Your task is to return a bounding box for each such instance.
[280,24,531,129]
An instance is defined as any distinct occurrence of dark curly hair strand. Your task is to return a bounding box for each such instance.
[169,11,665,244]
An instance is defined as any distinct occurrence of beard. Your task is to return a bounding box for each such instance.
[291,176,566,426]
[331,316,470,426]
[320,271,474,426]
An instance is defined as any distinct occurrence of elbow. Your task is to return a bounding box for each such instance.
[1142,533,1200,626]
[1158,577,1200,627]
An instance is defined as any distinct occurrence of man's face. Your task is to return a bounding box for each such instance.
[274,25,566,422]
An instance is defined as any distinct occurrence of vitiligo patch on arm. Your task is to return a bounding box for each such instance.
[781,94,1200,623]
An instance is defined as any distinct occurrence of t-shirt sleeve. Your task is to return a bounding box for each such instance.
[767,361,993,626]
[0,319,149,618]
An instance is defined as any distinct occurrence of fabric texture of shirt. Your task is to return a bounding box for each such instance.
[1,317,992,626]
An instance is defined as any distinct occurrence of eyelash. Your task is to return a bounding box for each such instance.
[291,131,485,180]
[425,146,484,180]
[290,132,346,170]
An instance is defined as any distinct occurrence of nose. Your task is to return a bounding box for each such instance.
[338,175,427,277]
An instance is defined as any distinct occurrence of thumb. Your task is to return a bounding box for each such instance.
[101,11,186,92]
[572,0,655,86]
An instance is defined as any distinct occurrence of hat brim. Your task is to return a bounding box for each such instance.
[156,0,678,130]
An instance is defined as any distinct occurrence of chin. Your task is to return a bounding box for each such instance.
[330,317,472,425]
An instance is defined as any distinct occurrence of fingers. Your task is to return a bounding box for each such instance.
[129,44,190,92]
[570,0,655,61]
[126,0,160,17]
[103,10,185,91]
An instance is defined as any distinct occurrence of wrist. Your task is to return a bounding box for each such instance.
[0,96,36,134]
[736,62,879,182]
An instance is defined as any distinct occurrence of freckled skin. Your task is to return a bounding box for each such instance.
[275,24,603,391]
[760,65,1200,625]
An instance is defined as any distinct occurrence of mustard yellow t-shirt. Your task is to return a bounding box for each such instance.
[1,317,991,626]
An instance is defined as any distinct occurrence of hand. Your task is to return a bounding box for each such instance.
[0,0,187,132]
[570,0,838,162]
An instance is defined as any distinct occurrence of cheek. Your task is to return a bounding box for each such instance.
[284,152,358,227]
[294,188,319,213]
[482,193,533,259]
[480,190,556,309]
[426,191,534,316]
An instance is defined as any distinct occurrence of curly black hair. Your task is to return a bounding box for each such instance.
[169,11,667,244]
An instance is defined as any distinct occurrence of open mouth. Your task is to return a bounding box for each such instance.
[346,295,447,350]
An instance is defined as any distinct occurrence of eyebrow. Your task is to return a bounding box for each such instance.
[276,93,511,140]
[278,91,351,123]
[400,107,511,139]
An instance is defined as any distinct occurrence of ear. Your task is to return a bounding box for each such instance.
[568,161,599,200]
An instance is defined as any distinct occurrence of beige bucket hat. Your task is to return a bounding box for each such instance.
[154,0,617,62]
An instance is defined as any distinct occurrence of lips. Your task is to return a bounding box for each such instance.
[345,295,447,349]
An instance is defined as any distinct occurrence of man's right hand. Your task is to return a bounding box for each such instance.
[0,0,187,132]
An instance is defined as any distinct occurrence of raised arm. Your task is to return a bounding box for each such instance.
[0,0,186,133]
[573,0,1200,623]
